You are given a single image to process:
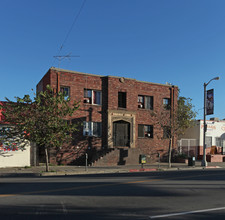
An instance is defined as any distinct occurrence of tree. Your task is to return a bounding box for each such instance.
[152,96,196,168]
[0,85,80,171]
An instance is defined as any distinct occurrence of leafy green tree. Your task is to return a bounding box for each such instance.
[152,96,196,167]
[0,85,79,171]
[176,96,197,135]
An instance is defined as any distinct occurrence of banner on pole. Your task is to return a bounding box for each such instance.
[206,89,214,115]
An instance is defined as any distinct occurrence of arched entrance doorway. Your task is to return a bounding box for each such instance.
[113,120,130,147]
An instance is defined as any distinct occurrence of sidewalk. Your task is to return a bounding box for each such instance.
[0,161,224,177]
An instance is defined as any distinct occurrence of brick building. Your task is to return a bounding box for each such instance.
[37,67,178,165]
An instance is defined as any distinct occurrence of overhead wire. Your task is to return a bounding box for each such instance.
[58,0,87,54]
[52,0,87,66]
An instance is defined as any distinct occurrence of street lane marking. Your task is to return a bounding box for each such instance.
[0,194,18,198]
[60,201,68,214]
[0,179,162,198]
[35,204,44,215]
[149,207,225,219]
[125,179,160,184]
[0,170,224,198]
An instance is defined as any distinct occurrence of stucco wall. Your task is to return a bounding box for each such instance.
[180,119,225,147]
[200,120,225,146]
[0,144,30,168]
[179,121,200,141]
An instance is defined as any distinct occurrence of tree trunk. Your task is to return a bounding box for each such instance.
[168,138,172,168]
[44,146,49,172]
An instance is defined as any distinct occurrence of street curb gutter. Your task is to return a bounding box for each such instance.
[0,166,222,177]
[41,166,223,176]
[129,166,222,173]
[129,168,157,172]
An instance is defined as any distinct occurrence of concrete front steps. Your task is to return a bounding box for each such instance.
[92,148,142,166]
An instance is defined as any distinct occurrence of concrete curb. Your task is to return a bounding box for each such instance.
[0,173,41,177]
[204,166,221,169]
[129,168,157,172]
[40,166,223,176]
[0,165,223,177]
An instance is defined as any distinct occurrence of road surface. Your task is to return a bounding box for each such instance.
[1,169,225,219]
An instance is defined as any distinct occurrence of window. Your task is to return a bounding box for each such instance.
[138,96,144,108]
[138,95,153,110]
[60,86,70,100]
[84,89,102,105]
[83,121,102,137]
[206,136,212,148]
[163,98,171,109]
[138,125,153,138]
[216,137,222,147]
[118,92,126,108]
[163,126,171,139]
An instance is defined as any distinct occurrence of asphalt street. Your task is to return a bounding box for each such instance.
[1,169,225,219]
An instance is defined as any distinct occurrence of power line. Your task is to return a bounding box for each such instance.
[58,0,87,54]
[52,0,86,67]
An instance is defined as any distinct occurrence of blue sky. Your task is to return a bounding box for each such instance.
[0,0,224,119]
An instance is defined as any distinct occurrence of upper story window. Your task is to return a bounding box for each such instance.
[163,98,171,110]
[138,124,153,138]
[118,92,126,108]
[60,86,70,100]
[138,95,153,110]
[84,89,102,105]
[83,121,102,137]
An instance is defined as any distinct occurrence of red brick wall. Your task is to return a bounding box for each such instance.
[36,70,51,93]
[107,77,138,111]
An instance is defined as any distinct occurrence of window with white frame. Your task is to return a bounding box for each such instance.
[83,121,102,137]
[138,125,153,138]
[138,95,153,110]
[84,89,102,105]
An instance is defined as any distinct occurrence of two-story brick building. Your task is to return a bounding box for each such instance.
[37,67,178,165]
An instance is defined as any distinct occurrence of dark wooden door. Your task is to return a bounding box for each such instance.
[113,121,130,147]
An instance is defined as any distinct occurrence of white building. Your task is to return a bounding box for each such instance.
[0,124,31,168]
[179,118,225,162]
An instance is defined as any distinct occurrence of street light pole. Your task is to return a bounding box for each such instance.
[202,82,207,167]
[201,77,220,167]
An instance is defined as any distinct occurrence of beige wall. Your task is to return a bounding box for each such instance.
[179,121,200,141]
[0,144,30,168]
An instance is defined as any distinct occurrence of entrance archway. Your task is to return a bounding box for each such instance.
[113,120,130,147]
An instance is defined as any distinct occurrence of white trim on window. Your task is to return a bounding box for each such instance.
[84,89,102,105]
[83,121,102,137]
